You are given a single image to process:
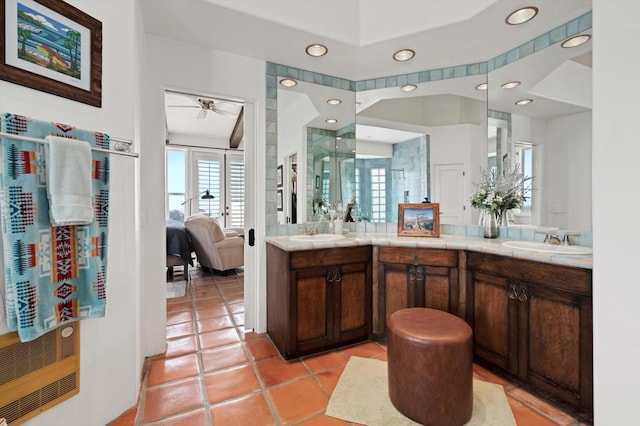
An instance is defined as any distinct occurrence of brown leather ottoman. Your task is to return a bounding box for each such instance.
[387,307,473,426]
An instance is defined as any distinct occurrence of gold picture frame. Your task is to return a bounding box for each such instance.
[397,203,440,237]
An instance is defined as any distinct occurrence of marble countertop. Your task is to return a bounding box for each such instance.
[265,233,593,270]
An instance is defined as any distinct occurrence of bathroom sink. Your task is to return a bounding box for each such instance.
[502,240,592,255]
[289,234,346,242]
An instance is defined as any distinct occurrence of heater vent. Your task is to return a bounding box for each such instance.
[0,373,78,424]
[0,324,80,425]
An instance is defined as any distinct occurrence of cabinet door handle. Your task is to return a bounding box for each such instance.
[335,272,342,282]
[408,266,417,279]
[327,270,337,282]
[507,283,518,300]
[415,267,424,281]
[517,287,528,302]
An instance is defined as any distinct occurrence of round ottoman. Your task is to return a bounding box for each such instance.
[387,308,473,426]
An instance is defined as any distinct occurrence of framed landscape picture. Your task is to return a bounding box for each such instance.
[397,203,440,237]
[0,0,102,107]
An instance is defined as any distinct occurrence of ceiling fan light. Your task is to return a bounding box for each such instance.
[475,83,488,91]
[279,78,297,87]
[327,98,342,105]
[306,43,328,57]
[506,7,538,25]
[501,81,521,89]
[393,49,415,62]
[515,98,533,106]
[562,34,591,48]
[401,84,417,92]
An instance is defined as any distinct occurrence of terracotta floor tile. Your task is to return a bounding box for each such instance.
[256,357,310,387]
[166,300,193,313]
[142,377,203,422]
[233,312,245,326]
[473,363,513,387]
[192,288,222,299]
[507,386,577,426]
[201,343,249,372]
[197,315,235,333]
[199,328,241,350]
[315,366,344,395]
[145,408,206,425]
[224,293,244,304]
[107,406,136,425]
[227,301,245,314]
[246,337,279,361]
[210,392,275,426]
[237,328,263,342]
[205,364,261,404]
[166,294,191,305]
[372,351,388,361]
[195,305,229,321]
[303,351,348,374]
[194,299,228,311]
[267,377,329,423]
[166,321,195,339]
[294,413,350,425]
[146,353,200,387]
[507,395,558,426]
[340,341,386,359]
[165,335,198,358]
[166,310,194,326]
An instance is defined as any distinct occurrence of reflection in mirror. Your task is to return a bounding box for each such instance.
[276,78,355,224]
[356,74,487,226]
[487,27,592,230]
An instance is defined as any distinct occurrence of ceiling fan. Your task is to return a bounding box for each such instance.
[169,97,237,119]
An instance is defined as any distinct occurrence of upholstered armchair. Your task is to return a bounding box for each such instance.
[184,215,244,273]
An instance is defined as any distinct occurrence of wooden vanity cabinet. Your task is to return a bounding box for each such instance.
[266,244,372,359]
[376,247,459,338]
[466,252,593,417]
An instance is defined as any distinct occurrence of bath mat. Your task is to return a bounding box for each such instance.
[326,356,516,426]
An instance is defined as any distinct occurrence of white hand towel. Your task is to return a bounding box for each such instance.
[45,135,94,226]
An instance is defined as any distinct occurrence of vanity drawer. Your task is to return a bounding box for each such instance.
[378,247,458,267]
[289,246,371,270]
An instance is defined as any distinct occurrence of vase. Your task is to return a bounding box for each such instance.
[483,211,498,238]
[497,209,509,227]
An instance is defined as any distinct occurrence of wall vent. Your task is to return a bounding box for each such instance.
[0,324,80,425]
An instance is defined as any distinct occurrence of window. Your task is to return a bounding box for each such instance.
[355,168,360,207]
[196,157,222,218]
[515,142,533,214]
[371,168,386,222]
[166,149,186,221]
[227,157,245,228]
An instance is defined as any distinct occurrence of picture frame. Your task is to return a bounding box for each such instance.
[0,0,102,107]
[276,189,283,211]
[276,164,283,187]
[397,203,440,237]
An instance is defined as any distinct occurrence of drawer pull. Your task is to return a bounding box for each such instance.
[518,287,529,302]
[507,283,518,300]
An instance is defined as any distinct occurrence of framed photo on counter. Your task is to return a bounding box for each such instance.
[397,203,440,237]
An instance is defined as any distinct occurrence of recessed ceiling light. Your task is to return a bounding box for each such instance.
[279,78,297,87]
[401,84,417,92]
[336,136,343,140]
[506,7,538,25]
[562,34,591,48]
[515,99,533,106]
[501,81,521,89]
[327,98,342,105]
[393,49,415,62]
[475,83,488,91]
[325,118,338,124]
[306,44,328,57]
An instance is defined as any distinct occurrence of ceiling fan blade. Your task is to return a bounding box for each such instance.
[212,108,237,116]
[196,109,207,119]
[167,105,200,108]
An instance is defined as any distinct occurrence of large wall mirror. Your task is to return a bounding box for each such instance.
[276,77,355,224]
[488,28,592,230]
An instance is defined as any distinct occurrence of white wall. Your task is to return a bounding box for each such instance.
[139,34,266,356]
[0,1,141,424]
[593,1,640,423]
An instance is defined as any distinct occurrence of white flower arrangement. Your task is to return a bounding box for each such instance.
[470,166,530,218]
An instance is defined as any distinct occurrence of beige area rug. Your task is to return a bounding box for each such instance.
[326,357,516,426]
[166,280,186,299]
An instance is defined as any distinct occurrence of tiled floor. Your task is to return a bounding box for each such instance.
[110,268,591,426]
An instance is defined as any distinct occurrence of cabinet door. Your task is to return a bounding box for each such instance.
[519,282,592,411]
[335,263,371,344]
[379,263,413,336]
[472,271,518,374]
[293,268,332,354]
[419,265,458,313]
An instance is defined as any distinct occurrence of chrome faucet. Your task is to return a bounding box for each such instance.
[562,232,581,246]
[535,230,561,245]
[301,223,318,235]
